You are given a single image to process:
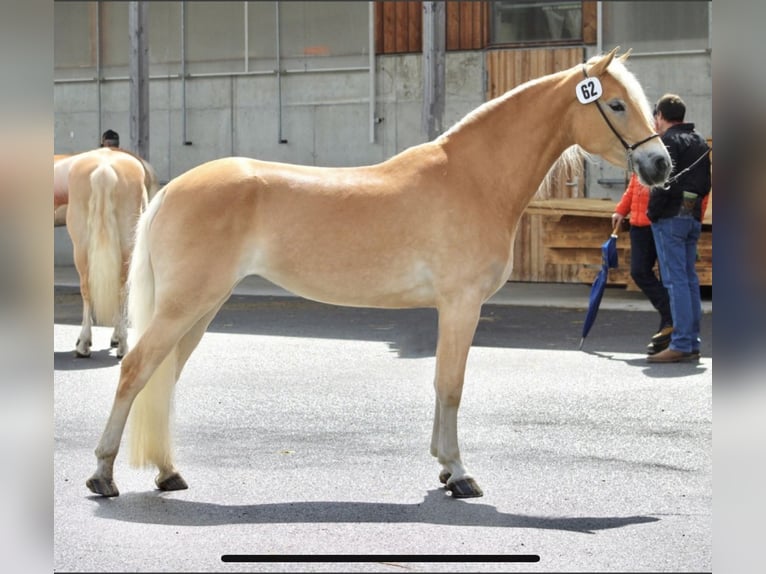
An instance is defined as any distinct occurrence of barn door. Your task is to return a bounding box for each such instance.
[486,47,585,282]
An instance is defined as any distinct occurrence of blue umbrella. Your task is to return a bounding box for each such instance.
[579,223,620,350]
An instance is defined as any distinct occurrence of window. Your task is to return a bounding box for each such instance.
[602,1,709,53]
[490,1,582,46]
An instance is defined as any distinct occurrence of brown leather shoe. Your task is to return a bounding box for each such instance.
[646,326,673,355]
[646,348,698,363]
[651,326,674,344]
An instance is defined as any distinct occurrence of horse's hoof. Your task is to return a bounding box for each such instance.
[439,470,451,485]
[446,477,483,498]
[75,350,91,358]
[86,476,120,497]
[156,472,188,491]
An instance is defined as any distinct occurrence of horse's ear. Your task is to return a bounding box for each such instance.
[618,48,633,63]
[589,46,619,77]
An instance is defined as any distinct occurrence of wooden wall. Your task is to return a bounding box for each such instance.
[375,2,422,54]
[375,1,488,54]
[375,1,596,54]
[485,47,584,101]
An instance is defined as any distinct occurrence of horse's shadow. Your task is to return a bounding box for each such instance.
[54,349,120,371]
[89,488,658,535]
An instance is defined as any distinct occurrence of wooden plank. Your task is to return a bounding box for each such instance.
[582,1,598,45]
[476,1,488,49]
[408,2,422,52]
[446,1,460,51]
[526,196,713,225]
[395,2,409,53]
[459,1,472,49]
[374,3,384,54]
[381,2,397,54]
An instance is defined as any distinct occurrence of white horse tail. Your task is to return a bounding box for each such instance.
[126,188,177,469]
[87,163,123,326]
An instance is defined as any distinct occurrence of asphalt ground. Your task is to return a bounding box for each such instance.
[54,284,712,573]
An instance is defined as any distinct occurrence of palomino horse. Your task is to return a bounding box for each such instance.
[54,148,160,226]
[87,49,670,498]
[65,147,150,358]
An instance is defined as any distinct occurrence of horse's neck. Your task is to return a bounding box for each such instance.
[441,72,574,217]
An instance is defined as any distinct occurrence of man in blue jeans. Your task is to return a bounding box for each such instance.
[646,94,711,363]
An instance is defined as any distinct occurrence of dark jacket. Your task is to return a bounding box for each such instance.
[647,123,711,222]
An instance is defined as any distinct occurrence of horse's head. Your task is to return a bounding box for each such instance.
[571,48,671,187]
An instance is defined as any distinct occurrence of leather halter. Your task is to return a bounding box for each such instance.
[581,65,660,159]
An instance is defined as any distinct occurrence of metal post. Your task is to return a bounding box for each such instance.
[422,1,445,141]
[129,1,150,160]
[181,0,192,145]
[276,0,287,143]
[368,1,376,144]
[96,1,102,139]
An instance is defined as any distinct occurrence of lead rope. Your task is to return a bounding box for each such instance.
[661,146,711,190]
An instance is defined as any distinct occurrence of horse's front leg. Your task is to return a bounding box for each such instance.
[430,299,483,498]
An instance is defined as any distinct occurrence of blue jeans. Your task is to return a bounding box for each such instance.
[651,214,702,353]
[629,225,672,331]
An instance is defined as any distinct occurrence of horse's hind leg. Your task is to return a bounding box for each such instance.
[152,302,227,490]
[431,299,484,498]
[73,244,93,357]
[86,311,200,497]
[110,257,131,358]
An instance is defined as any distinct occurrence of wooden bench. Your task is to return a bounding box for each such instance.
[524,196,712,291]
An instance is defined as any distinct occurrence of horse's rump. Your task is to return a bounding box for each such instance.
[66,149,148,325]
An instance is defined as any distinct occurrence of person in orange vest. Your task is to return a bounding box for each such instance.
[612,174,673,354]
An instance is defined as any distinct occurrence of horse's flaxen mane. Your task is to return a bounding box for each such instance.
[439,51,649,199]
[537,145,591,199]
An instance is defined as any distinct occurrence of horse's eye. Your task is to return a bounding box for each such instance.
[608,100,626,112]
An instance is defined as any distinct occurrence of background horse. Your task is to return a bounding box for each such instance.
[65,147,150,358]
[87,49,670,499]
[54,154,73,225]
[54,149,160,227]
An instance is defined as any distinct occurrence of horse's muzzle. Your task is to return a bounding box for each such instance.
[636,152,672,187]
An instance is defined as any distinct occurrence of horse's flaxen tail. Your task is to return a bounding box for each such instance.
[87,164,122,326]
[126,188,178,469]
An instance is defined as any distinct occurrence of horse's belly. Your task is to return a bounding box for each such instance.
[253,257,438,309]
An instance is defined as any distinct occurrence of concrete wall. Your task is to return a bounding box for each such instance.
[54,52,485,180]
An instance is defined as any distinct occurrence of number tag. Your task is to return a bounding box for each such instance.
[575,77,602,104]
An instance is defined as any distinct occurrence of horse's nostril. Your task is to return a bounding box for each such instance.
[655,156,669,174]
